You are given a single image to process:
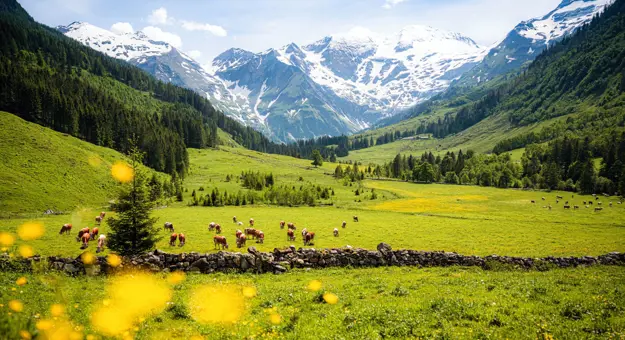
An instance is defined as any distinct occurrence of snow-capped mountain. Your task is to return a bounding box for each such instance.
[212,25,487,141]
[456,0,612,86]
[55,22,276,136]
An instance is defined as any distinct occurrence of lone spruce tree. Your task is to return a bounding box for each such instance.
[312,150,323,167]
[108,146,161,255]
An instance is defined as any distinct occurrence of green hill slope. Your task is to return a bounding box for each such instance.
[0,111,166,215]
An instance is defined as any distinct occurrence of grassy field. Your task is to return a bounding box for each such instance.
[341,114,570,165]
[1,266,624,339]
[2,146,624,258]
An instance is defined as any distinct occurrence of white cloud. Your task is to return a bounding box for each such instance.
[147,7,173,25]
[110,22,134,35]
[181,20,228,37]
[142,26,182,48]
[382,0,407,9]
[188,50,202,59]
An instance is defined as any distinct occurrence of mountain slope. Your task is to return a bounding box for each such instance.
[213,26,486,140]
[346,0,625,161]
[456,0,612,87]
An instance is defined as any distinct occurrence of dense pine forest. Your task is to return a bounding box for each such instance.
[0,0,347,176]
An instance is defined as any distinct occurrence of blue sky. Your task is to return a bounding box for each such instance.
[20,0,561,65]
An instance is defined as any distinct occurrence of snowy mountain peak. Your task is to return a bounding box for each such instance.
[517,0,612,44]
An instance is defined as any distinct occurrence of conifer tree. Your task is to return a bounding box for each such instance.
[107,146,160,255]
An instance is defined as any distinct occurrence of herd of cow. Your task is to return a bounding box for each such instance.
[531,193,622,212]
[163,215,360,250]
[59,211,361,252]
[59,212,107,252]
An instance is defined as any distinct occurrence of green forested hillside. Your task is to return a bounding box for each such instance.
[0,111,169,215]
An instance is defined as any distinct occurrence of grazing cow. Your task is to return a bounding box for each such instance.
[595,207,603,212]
[287,229,295,241]
[564,205,571,209]
[595,196,599,201]
[245,228,257,239]
[556,200,560,204]
[583,201,587,205]
[96,234,106,253]
[99,212,106,219]
[164,222,174,232]
[304,232,315,246]
[232,216,237,223]
[249,218,255,227]
[213,236,228,250]
[574,205,579,210]
[256,231,265,244]
[301,228,308,238]
[287,223,296,230]
[81,232,90,249]
[235,230,243,239]
[95,216,102,225]
[59,224,72,235]
[531,200,536,204]
[333,228,339,237]
[237,221,244,226]
[548,205,552,210]
[215,224,222,234]
[565,201,569,205]
[236,234,246,248]
[353,216,359,222]
[589,201,593,205]
[280,221,285,229]
[178,233,186,247]
[598,202,603,206]
[341,221,347,228]
[541,197,546,201]
[208,222,216,231]
[169,233,178,246]
[77,228,90,242]
[91,227,99,239]
[556,195,563,199]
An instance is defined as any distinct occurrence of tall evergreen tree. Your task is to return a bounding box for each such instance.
[107,147,160,256]
[311,150,323,167]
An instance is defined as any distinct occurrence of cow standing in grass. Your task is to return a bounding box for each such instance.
[81,232,90,249]
[287,223,296,230]
[90,227,99,239]
[215,224,222,234]
[304,232,315,246]
[333,228,339,237]
[208,222,216,231]
[214,236,228,250]
[255,231,265,244]
[245,228,257,239]
[59,224,72,235]
[287,229,295,241]
[236,234,246,248]
[280,221,285,229]
[96,234,106,253]
[342,221,347,228]
[164,222,174,232]
[232,216,237,223]
[353,216,359,222]
[249,218,255,227]
[77,228,90,242]
[178,233,186,247]
[169,233,178,246]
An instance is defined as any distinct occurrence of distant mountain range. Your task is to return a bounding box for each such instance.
[57,0,611,142]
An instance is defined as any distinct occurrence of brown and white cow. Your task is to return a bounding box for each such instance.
[81,232,91,249]
[245,228,257,239]
[95,216,103,225]
[287,229,295,241]
[280,221,285,229]
[249,218,255,227]
[235,230,243,239]
[77,228,90,242]
[353,216,359,222]
[208,222,216,231]
[236,234,247,248]
[304,232,315,246]
[90,227,99,239]
[169,233,178,246]
[333,228,339,237]
[232,216,237,223]
[301,228,308,239]
[215,224,222,234]
[341,221,347,228]
[287,223,296,230]
[255,231,264,244]
[96,234,106,253]
[178,233,186,247]
[164,222,174,232]
[214,236,228,250]
[59,223,72,235]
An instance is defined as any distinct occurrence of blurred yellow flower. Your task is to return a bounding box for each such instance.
[92,273,171,336]
[269,313,281,325]
[9,300,23,312]
[323,293,339,305]
[242,286,257,298]
[111,162,134,183]
[107,254,122,267]
[36,319,82,340]
[189,285,246,324]
[81,252,95,265]
[167,271,185,285]
[16,277,27,286]
[307,280,322,292]
[17,222,45,241]
[19,330,31,339]
[0,232,15,246]
[51,304,65,317]
[18,245,34,258]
